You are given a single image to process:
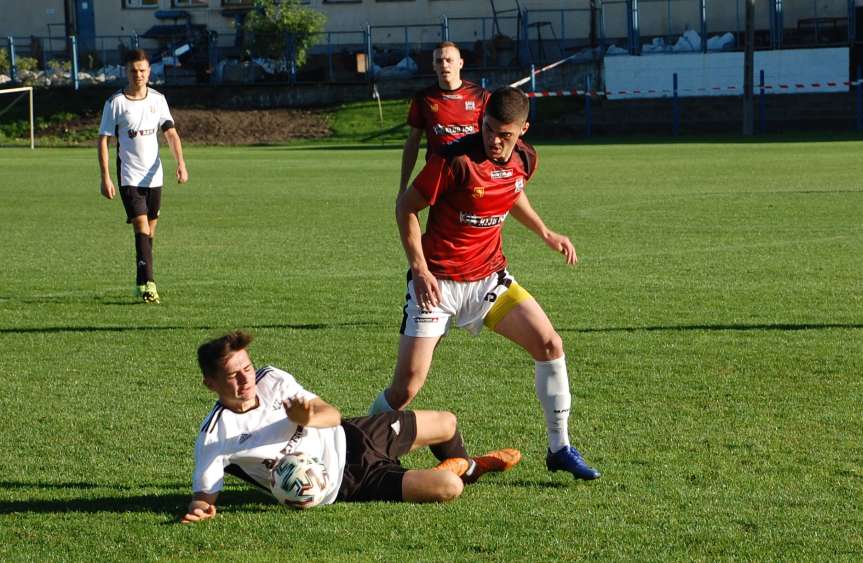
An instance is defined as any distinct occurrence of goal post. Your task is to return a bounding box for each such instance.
[0,86,35,149]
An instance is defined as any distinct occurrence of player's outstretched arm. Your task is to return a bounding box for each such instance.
[97,135,116,200]
[180,491,218,524]
[399,127,424,194]
[510,192,578,265]
[284,396,341,428]
[163,128,188,184]
[396,187,441,308]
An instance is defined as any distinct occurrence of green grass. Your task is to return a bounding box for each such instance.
[0,139,861,561]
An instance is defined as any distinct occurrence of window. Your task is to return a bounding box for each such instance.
[222,0,254,5]
[124,0,159,8]
[173,0,208,6]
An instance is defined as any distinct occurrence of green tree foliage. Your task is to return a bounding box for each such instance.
[244,0,326,67]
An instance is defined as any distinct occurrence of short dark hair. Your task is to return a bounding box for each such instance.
[197,330,254,378]
[485,86,530,125]
[125,49,149,66]
[434,41,460,55]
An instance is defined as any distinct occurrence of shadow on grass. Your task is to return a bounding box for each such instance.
[0,488,272,519]
[0,321,381,334]
[558,322,863,334]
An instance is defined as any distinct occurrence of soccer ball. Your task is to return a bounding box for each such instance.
[270,452,330,509]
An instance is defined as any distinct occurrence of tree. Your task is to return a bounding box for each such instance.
[244,0,326,68]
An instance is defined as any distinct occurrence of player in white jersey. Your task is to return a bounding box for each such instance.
[97,49,188,304]
[181,331,521,523]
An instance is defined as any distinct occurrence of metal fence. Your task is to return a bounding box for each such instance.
[0,2,857,89]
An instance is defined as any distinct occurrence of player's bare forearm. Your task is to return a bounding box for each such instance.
[283,397,341,428]
[97,136,115,199]
[511,192,578,265]
[164,128,188,184]
[396,187,441,307]
[396,191,429,274]
[399,128,422,194]
[180,492,218,523]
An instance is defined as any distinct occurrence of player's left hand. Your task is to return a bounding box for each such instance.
[544,232,578,265]
[177,163,189,184]
[283,396,314,426]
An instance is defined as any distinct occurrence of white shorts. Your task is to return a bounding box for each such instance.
[400,269,533,338]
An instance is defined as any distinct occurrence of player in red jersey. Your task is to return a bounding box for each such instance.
[371,87,601,481]
[399,41,490,194]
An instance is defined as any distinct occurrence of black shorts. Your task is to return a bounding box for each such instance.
[119,186,162,224]
[336,411,417,503]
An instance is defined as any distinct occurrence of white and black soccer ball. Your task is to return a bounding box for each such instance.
[270,452,330,509]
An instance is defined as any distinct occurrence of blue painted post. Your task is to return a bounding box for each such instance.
[131,32,139,49]
[529,63,537,123]
[481,18,487,67]
[287,32,296,84]
[327,32,334,82]
[585,75,592,138]
[403,26,409,61]
[442,15,449,42]
[700,0,708,52]
[8,37,16,83]
[209,31,219,85]
[672,72,679,136]
[857,66,862,131]
[365,24,373,83]
[759,69,766,133]
[71,35,79,91]
[481,77,487,89]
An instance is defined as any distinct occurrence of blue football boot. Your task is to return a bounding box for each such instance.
[546,446,601,480]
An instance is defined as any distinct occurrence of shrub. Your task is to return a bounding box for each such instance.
[244,0,326,68]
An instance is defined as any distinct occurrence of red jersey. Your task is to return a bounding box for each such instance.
[412,134,539,282]
[407,81,490,157]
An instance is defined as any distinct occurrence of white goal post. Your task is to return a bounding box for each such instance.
[0,86,35,149]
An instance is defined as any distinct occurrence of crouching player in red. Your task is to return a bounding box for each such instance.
[369,86,601,480]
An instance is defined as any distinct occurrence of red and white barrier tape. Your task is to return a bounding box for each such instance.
[525,79,861,98]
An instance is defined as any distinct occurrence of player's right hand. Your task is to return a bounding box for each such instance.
[180,502,216,524]
[412,269,441,310]
[100,178,116,200]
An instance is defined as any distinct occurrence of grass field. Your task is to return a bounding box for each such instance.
[0,138,861,561]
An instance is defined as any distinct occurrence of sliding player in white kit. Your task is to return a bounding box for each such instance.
[97,48,188,304]
[181,331,520,523]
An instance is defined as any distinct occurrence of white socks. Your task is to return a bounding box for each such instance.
[535,355,571,452]
[369,389,394,415]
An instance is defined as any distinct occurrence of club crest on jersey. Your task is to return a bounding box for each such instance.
[490,168,513,179]
[429,102,439,112]
[472,187,485,199]
[465,100,476,110]
[238,433,252,444]
[514,178,525,193]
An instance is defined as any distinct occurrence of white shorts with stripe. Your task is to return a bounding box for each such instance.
[399,269,533,338]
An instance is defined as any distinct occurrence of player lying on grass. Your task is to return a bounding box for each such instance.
[369,86,601,480]
[181,331,520,523]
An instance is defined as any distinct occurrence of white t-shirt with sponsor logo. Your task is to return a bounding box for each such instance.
[98,88,173,188]
[192,366,347,506]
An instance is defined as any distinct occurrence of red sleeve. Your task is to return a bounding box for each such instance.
[411,154,452,206]
[407,95,424,129]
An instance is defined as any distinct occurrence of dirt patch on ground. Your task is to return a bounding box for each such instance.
[172,108,331,144]
[36,108,331,145]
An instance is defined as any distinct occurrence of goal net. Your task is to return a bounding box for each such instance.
[0,86,34,149]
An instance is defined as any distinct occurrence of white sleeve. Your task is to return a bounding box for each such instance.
[267,367,317,402]
[192,431,226,494]
[159,96,174,129]
[98,99,116,137]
